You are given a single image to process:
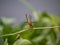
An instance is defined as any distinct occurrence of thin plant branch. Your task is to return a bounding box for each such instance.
[0,26,60,37]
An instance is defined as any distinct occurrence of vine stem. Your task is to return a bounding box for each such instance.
[0,26,60,37]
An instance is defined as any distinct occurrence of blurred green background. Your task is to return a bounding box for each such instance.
[0,0,60,45]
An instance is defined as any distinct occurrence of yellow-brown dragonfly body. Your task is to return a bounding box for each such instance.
[25,14,33,28]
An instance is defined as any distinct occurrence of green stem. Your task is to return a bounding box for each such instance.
[0,26,60,37]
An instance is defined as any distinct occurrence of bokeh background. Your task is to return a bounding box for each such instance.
[0,0,60,45]
[0,0,60,25]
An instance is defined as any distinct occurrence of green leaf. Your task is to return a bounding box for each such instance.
[4,38,9,45]
[20,29,34,39]
[33,11,40,21]
[3,25,16,45]
[13,38,32,45]
[0,19,4,25]
[1,17,15,25]
[0,25,3,32]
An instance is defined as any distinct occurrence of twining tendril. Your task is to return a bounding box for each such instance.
[0,26,60,37]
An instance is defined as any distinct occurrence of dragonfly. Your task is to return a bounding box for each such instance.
[25,14,33,28]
